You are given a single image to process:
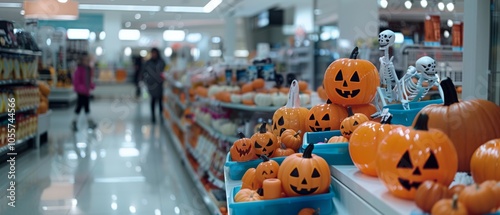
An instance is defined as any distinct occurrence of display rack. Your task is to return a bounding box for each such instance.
[48,88,77,106]
[0,47,42,56]
[286,46,316,88]
[194,117,239,143]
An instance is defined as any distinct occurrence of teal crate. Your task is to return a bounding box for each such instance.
[301,131,353,165]
[229,185,336,215]
[225,153,286,180]
[383,99,443,126]
[411,209,500,215]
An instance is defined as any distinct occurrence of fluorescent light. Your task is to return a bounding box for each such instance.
[0,3,22,8]
[163,30,185,41]
[118,148,140,157]
[379,0,388,9]
[67,29,90,40]
[124,47,132,56]
[444,30,450,38]
[96,46,103,56]
[211,36,221,43]
[447,19,453,27]
[420,0,427,8]
[186,33,202,43]
[209,50,222,57]
[119,29,140,41]
[135,13,141,20]
[394,32,404,44]
[140,50,148,57]
[404,0,412,9]
[99,31,106,40]
[89,32,96,41]
[446,2,454,11]
[191,48,200,59]
[79,4,161,12]
[204,0,222,13]
[46,38,51,46]
[234,50,249,58]
[437,2,445,11]
[164,47,173,57]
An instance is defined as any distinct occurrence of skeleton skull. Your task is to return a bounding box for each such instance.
[415,56,437,75]
[379,30,395,48]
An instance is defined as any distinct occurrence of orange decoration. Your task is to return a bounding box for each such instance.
[317,85,328,101]
[241,168,261,190]
[431,194,468,215]
[448,184,466,198]
[241,83,254,93]
[272,80,309,137]
[262,178,282,200]
[458,182,498,215]
[297,208,318,215]
[234,189,262,202]
[273,143,295,157]
[251,123,279,158]
[350,103,378,121]
[280,129,302,151]
[298,81,308,91]
[470,138,500,183]
[306,100,348,132]
[340,106,369,139]
[415,180,449,213]
[230,133,257,162]
[255,155,280,185]
[252,78,265,89]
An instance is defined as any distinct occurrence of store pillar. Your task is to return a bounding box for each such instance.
[462,1,490,100]
[224,16,236,61]
[337,0,379,51]
[102,11,122,68]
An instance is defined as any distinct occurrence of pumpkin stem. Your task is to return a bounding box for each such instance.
[451,194,459,210]
[260,155,270,162]
[349,47,359,59]
[294,130,301,137]
[238,132,245,139]
[256,188,263,196]
[440,78,459,106]
[303,143,315,159]
[381,115,393,124]
[259,123,267,133]
[346,106,354,117]
[413,114,429,131]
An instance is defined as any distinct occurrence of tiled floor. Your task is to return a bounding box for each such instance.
[0,88,210,215]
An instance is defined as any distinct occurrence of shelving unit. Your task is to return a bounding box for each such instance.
[194,117,239,143]
[48,88,77,106]
[0,47,42,56]
[0,79,37,86]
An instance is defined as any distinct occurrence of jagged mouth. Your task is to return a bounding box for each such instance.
[290,185,318,195]
[335,89,360,98]
[309,126,331,132]
[236,145,252,157]
[398,178,422,191]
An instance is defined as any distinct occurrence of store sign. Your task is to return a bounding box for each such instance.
[424,15,441,42]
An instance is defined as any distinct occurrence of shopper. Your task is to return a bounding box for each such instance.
[71,53,96,131]
[133,56,143,98]
[143,47,166,123]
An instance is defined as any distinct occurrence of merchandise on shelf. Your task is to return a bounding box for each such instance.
[0,86,39,114]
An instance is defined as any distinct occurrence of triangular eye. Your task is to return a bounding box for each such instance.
[290,168,299,177]
[350,71,360,82]
[255,141,262,148]
[423,151,439,169]
[335,70,343,81]
[278,116,285,126]
[309,114,315,120]
[397,151,413,168]
[322,114,330,121]
[273,123,277,130]
[353,121,359,126]
[311,168,320,178]
[341,125,344,129]
[266,139,274,146]
[270,170,274,174]
[262,171,267,175]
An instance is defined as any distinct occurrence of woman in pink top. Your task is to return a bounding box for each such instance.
[72,53,96,131]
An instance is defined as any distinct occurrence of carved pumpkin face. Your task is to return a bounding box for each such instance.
[324,47,380,105]
[251,123,279,158]
[230,133,257,162]
[376,114,458,200]
[306,100,348,132]
[272,80,309,137]
[278,144,331,197]
[255,156,280,185]
[340,106,369,139]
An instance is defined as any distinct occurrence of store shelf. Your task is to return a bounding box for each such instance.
[0,105,38,118]
[48,88,77,103]
[0,79,36,86]
[194,117,239,143]
[165,89,187,110]
[198,98,281,112]
[330,165,417,215]
[0,47,42,56]
[163,117,222,215]
[224,167,242,215]
[165,74,186,89]
[0,134,36,157]
[163,102,187,133]
[207,170,225,190]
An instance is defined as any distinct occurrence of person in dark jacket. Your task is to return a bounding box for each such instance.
[142,48,166,123]
[133,56,143,98]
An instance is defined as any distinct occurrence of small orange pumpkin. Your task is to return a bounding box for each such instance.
[273,143,295,157]
[458,182,497,215]
[251,123,279,158]
[241,83,254,93]
[234,188,262,202]
[327,136,348,143]
[317,85,328,101]
[241,168,260,190]
[272,80,309,137]
[297,208,319,215]
[340,106,369,139]
[298,80,308,91]
[470,138,500,183]
[431,194,468,215]
[252,78,265,89]
[255,155,280,185]
[230,133,257,162]
[280,129,302,151]
[306,100,348,132]
[448,184,466,198]
[415,180,449,213]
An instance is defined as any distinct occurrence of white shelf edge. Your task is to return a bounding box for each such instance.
[163,102,187,133]
[163,117,222,215]
[224,167,242,215]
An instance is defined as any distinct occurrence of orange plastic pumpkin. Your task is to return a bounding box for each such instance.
[448,184,466,198]
[241,168,261,190]
[38,81,51,97]
[317,85,328,101]
[241,83,254,93]
[273,143,295,157]
[458,182,497,215]
[470,138,500,183]
[298,208,319,215]
[306,100,348,132]
[255,155,280,185]
[415,180,449,213]
[323,47,380,105]
[280,87,290,94]
[298,80,308,91]
[37,101,48,114]
[272,80,309,137]
[234,189,262,202]
[414,78,500,172]
[215,91,232,103]
[252,78,265,89]
[278,143,331,197]
[196,86,208,97]
[280,129,302,151]
[340,106,369,139]
[327,136,348,143]
[230,133,257,162]
[376,114,458,200]
[431,194,468,215]
[251,123,279,158]
[350,103,379,122]
[349,115,396,177]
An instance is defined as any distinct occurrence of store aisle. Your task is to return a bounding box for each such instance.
[0,96,210,215]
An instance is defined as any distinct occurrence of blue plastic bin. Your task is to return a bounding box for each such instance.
[411,209,500,215]
[383,99,443,126]
[225,153,286,180]
[301,131,353,165]
[229,186,336,215]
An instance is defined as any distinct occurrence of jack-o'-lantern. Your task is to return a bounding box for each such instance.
[273,142,295,157]
[241,168,261,190]
[306,100,348,132]
[251,123,279,158]
[278,143,331,197]
[230,133,257,162]
[323,47,380,105]
[272,80,309,137]
[376,114,458,200]
[340,106,369,139]
[255,155,280,185]
[280,129,302,151]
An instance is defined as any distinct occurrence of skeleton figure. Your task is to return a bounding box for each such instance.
[378,30,398,102]
[398,56,440,109]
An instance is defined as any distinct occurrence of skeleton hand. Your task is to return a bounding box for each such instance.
[406,66,417,76]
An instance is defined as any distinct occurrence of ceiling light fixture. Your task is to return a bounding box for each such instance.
[67,29,90,40]
[437,2,445,11]
[140,24,147,30]
[186,33,202,43]
[79,4,161,12]
[404,0,412,9]
[99,31,106,40]
[119,29,141,41]
[125,22,131,28]
[446,2,454,11]
[0,3,22,8]
[379,0,388,9]
[420,0,427,8]
[163,0,223,13]
[447,19,453,27]
[163,30,185,41]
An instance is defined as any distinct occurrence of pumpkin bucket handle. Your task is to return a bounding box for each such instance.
[440,77,459,106]
[303,143,315,159]
[286,80,301,108]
